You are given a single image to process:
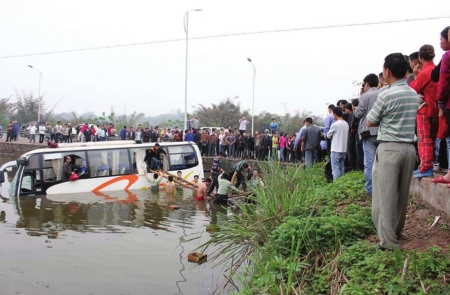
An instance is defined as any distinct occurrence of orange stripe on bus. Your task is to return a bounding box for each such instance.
[92,175,139,192]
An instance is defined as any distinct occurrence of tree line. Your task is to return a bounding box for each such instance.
[0,93,323,134]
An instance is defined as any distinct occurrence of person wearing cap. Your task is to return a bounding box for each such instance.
[269,118,278,134]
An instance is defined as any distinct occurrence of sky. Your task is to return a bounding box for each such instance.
[0,0,449,119]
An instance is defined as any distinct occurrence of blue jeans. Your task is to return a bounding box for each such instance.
[331,152,346,181]
[221,145,228,156]
[304,149,317,169]
[280,147,285,162]
[447,137,450,168]
[150,157,161,170]
[229,145,235,158]
[363,136,378,195]
[435,138,441,161]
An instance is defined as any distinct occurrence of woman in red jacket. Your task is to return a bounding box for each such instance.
[431,26,450,186]
[410,45,438,178]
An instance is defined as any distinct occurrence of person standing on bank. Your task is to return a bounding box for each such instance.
[239,115,249,136]
[327,107,349,181]
[354,73,380,196]
[431,26,450,186]
[409,45,438,178]
[299,117,321,169]
[367,53,418,251]
[38,122,46,144]
[269,117,278,134]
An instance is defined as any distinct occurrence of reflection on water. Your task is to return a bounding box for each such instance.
[0,187,236,295]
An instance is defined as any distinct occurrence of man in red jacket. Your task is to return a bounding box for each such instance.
[410,45,438,178]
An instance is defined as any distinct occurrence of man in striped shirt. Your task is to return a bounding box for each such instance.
[367,53,418,251]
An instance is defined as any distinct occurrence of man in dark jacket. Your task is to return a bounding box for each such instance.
[301,117,321,169]
[345,103,357,171]
[145,143,167,170]
[261,129,272,160]
[120,126,127,140]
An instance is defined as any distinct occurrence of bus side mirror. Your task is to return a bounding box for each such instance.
[16,157,27,166]
[0,173,4,183]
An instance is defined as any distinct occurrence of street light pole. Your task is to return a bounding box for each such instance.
[28,65,44,123]
[247,58,256,135]
[184,9,202,131]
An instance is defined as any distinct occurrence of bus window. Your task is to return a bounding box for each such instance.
[130,148,146,174]
[109,149,130,175]
[20,171,36,195]
[20,155,41,195]
[87,150,109,177]
[41,152,86,182]
[167,145,198,170]
[27,154,40,169]
[64,152,88,178]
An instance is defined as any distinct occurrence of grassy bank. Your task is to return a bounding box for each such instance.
[199,163,450,294]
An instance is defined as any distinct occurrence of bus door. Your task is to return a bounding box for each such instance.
[0,161,17,199]
[18,154,42,197]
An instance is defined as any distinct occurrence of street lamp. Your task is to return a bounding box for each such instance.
[247,58,256,135]
[28,65,44,123]
[183,9,202,131]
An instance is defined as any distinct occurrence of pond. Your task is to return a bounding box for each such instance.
[0,155,235,295]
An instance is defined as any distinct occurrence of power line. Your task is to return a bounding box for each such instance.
[1,15,449,59]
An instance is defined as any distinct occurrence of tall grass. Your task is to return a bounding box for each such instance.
[195,162,327,293]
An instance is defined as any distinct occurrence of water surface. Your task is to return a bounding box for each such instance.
[0,155,234,295]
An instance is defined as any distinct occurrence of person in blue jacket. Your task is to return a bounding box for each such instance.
[12,121,19,141]
[120,126,127,140]
[184,130,194,142]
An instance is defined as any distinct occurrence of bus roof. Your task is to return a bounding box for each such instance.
[21,141,197,157]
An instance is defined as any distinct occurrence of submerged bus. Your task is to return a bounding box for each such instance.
[0,141,203,198]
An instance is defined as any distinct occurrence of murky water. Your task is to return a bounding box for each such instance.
[0,155,235,295]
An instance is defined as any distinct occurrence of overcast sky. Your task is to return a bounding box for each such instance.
[0,0,449,119]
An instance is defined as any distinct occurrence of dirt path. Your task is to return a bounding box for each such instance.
[368,195,450,252]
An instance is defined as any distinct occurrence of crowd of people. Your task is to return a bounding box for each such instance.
[324,26,450,252]
[5,26,450,252]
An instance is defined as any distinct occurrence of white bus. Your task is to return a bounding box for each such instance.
[0,141,203,198]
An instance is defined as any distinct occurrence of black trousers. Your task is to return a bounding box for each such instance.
[355,136,364,171]
[208,174,219,195]
[214,194,228,205]
[347,136,357,171]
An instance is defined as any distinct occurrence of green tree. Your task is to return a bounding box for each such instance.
[195,97,251,129]
[10,91,46,124]
[0,97,13,127]
[117,111,145,129]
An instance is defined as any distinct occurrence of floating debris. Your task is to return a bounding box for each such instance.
[188,252,207,264]
[206,224,220,233]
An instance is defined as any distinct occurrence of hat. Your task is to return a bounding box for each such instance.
[264,129,269,133]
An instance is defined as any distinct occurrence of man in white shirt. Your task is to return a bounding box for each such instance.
[55,121,63,143]
[327,107,349,181]
[38,122,46,143]
[238,115,249,136]
[27,122,37,144]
